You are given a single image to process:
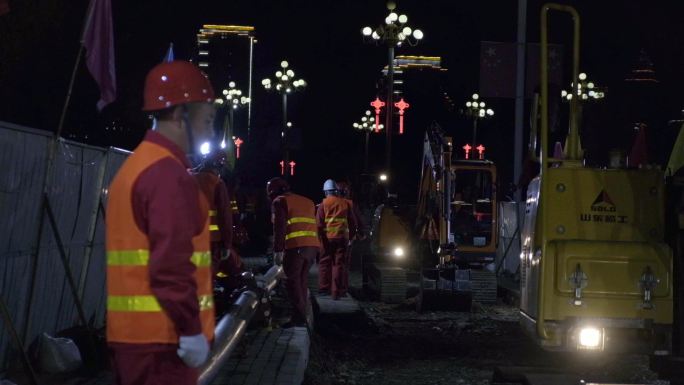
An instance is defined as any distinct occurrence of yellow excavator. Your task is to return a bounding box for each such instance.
[413,125,499,311]
[366,123,499,309]
[519,4,672,353]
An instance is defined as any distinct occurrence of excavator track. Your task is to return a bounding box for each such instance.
[470,270,497,304]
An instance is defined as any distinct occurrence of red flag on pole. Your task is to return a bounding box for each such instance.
[83,0,116,110]
[0,0,10,16]
[479,41,563,99]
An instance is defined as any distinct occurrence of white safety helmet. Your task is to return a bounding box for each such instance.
[323,179,337,192]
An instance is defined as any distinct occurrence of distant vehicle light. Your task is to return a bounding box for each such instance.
[379,174,388,182]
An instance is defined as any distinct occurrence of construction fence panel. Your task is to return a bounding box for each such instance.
[0,121,130,371]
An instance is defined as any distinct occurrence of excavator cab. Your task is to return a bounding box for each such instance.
[449,161,498,265]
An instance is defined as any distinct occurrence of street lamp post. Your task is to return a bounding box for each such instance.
[362,2,423,171]
[219,81,250,148]
[354,110,384,172]
[463,93,494,147]
[262,61,306,177]
[560,72,605,160]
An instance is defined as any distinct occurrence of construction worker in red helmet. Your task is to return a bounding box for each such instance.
[335,180,366,294]
[193,149,242,278]
[268,177,319,327]
[317,179,357,300]
[107,61,216,385]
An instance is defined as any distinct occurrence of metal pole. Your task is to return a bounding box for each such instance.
[282,92,289,177]
[229,107,235,140]
[472,118,478,146]
[56,46,85,140]
[364,130,370,172]
[385,45,395,171]
[247,36,254,142]
[514,0,528,202]
[55,0,97,140]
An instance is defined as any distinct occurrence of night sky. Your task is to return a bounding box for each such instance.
[2,0,684,202]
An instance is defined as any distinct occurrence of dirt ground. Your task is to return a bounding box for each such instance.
[304,299,670,385]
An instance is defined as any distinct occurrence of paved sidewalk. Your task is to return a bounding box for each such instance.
[211,326,309,385]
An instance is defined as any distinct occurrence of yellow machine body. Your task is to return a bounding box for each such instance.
[371,205,413,263]
[520,168,673,351]
[519,4,673,352]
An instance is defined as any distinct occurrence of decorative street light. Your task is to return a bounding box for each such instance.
[463,93,494,148]
[362,1,423,170]
[559,72,605,159]
[354,110,384,172]
[216,81,250,150]
[561,72,605,102]
[262,61,306,177]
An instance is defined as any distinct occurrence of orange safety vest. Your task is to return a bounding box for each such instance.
[106,141,215,344]
[321,196,350,239]
[282,194,320,249]
[194,171,223,243]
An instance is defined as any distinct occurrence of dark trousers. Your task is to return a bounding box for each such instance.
[283,246,316,323]
[318,239,348,299]
[341,242,353,292]
[110,346,197,385]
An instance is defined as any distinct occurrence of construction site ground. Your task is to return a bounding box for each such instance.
[304,285,670,385]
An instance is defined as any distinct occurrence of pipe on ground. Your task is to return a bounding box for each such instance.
[198,290,259,385]
[257,265,284,293]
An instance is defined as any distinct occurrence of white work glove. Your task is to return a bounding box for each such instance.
[221,248,231,260]
[274,251,285,266]
[177,334,209,368]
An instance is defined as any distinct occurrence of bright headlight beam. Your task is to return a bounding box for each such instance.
[393,247,405,258]
[578,327,602,349]
[200,142,211,155]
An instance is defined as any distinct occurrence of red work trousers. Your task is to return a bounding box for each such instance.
[283,246,317,324]
[110,345,197,385]
[318,238,349,299]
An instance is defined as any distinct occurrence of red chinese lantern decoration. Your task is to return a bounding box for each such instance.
[370,97,385,133]
[476,144,485,160]
[462,143,472,160]
[234,137,244,159]
[394,98,410,135]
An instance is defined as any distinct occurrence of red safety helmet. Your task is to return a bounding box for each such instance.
[143,61,215,111]
[266,177,290,200]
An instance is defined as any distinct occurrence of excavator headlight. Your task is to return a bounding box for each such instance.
[393,247,405,259]
[577,327,604,350]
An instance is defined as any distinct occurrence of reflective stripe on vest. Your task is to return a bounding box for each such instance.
[285,230,318,240]
[108,294,214,312]
[287,217,317,225]
[209,210,220,232]
[107,250,211,267]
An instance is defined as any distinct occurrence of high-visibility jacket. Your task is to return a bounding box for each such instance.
[194,170,232,246]
[277,193,320,250]
[318,196,353,240]
[106,140,214,344]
